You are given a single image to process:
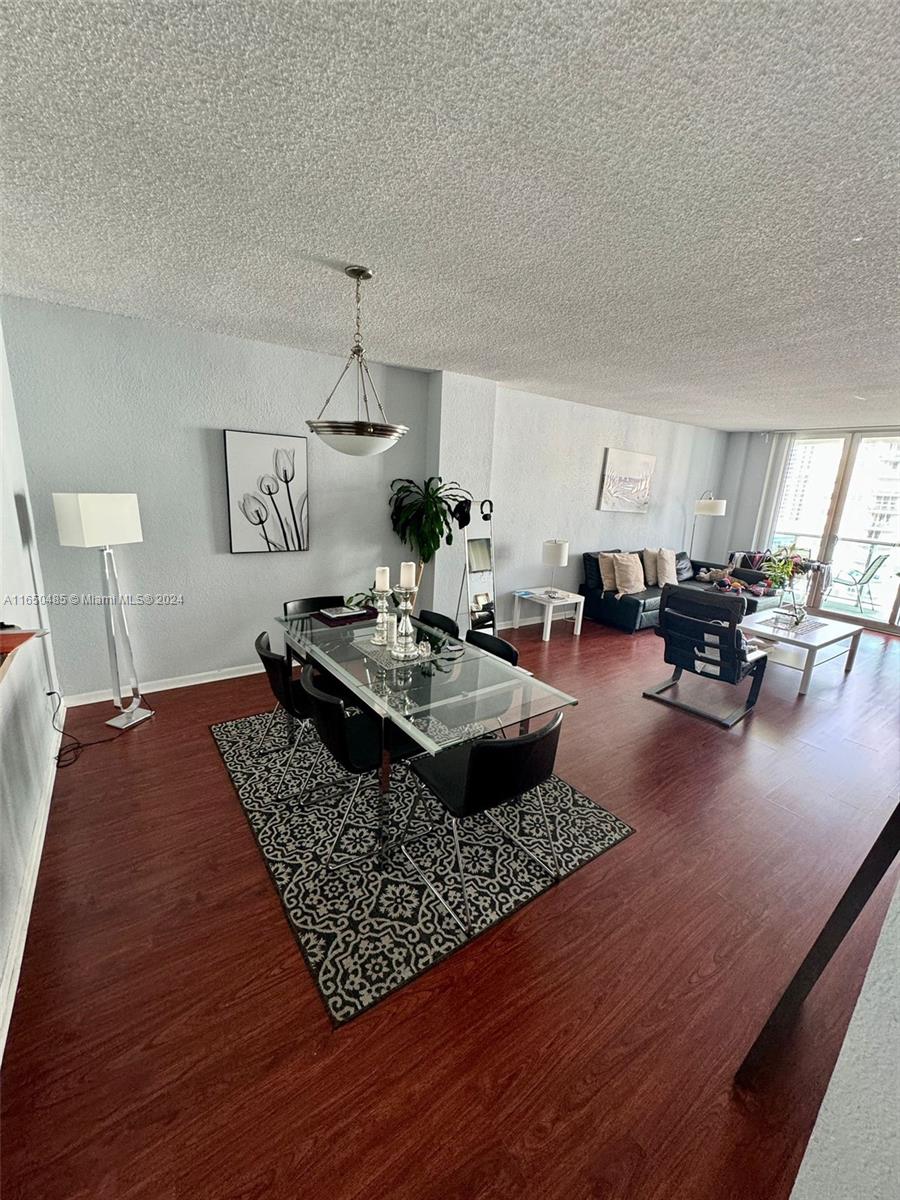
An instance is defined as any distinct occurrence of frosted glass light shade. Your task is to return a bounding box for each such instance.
[53,493,143,547]
[694,498,727,517]
[542,539,570,568]
[306,420,408,456]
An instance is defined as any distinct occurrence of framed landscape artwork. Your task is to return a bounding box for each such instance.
[224,429,309,553]
[598,448,656,514]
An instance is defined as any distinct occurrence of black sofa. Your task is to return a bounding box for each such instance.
[579,549,781,633]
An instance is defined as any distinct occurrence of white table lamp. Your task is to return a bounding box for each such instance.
[690,492,727,557]
[53,493,154,730]
[542,538,569,598]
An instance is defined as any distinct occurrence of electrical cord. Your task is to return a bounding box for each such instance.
[47,690,126,767]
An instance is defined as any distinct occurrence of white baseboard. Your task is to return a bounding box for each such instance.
[496,613,577,632]
[66,662,264,707]
[497,615,543,631]
[0,714,63,1062]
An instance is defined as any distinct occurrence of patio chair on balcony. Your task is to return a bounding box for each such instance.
[825,553,889,613]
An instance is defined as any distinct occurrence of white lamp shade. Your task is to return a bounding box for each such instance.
[542,539,570,568]
[694,498,727,517]
[53,493,143,547]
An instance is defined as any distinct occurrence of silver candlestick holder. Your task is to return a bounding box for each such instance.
[389,666,416,713]
[370,588,393,645]
[391,586,419,660]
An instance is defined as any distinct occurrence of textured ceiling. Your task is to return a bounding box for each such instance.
[1,1,898,432]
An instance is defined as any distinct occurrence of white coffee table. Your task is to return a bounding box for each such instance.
[741,609,863,695]
[512,587,584,642]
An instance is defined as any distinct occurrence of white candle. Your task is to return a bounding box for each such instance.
[375,566,390,592]
[399,561,416,589]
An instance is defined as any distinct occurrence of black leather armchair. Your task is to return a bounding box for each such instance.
[642,586,768,727]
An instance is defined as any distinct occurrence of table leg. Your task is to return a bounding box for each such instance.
[377,722,392,855]
[845,630,862,673]
[798,647,817,695]
[574,598,584,636]
[513,593,521,629]
[542,604,553,642]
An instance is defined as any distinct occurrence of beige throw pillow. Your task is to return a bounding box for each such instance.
[642,548,658,586]
[611,552,646,596]
[598,552,618,592]
[657,548,678,587]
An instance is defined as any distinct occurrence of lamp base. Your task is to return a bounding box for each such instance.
[106,705,154,730]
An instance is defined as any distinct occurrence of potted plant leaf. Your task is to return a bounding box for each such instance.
[388,477,472,593]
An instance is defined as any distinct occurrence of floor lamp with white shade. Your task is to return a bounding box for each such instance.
[690,492,727,558]
[53,492,154,730]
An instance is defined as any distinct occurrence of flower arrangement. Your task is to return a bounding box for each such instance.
[760,544,811,590]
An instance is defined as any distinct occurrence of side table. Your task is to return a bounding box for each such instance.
[511,588,585,642]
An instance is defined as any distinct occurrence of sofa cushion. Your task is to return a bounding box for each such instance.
[657,548,678,586]
[583,553,602,592]
[599,552,619,591]
[611,552,645,595]
[675,552,694,582]
[617,588,663,613]
[642,548,658,586]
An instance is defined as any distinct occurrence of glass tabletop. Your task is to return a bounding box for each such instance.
[277,615,578,756]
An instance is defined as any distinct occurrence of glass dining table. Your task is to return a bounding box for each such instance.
[277,614,578,850]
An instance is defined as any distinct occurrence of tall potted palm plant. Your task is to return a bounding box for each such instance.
[388,477,472,594]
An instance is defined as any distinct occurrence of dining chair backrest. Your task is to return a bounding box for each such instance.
[255,631,296,713]
[857,553,889,586]
[461,711,563,817]
[299,665,379,775]
[284,595,346,619]
[656,585,749,685]
[418,609,460,638]
[465,628,519,666]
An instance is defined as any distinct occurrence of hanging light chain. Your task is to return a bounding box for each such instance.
[310,264,404,441]
[353,274,364,354]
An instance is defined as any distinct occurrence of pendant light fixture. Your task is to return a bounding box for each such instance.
[307,265,409,456]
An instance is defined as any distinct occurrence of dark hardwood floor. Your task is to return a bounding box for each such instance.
[3,618,898,1200]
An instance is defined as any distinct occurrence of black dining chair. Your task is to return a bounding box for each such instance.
[461,628,531,736]
[255,632,354,797]
[254,630,302,753]
[399,711,565,934]
[418,608,460,639]
[299,665,423,867]
[283,595,345,619]
[465,628,519,666]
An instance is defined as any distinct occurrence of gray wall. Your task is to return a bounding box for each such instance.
[4,296,739,693]
[425,371,497,619]
[0,315,59,1057]
[2,297,429,697]
[709,431,774,560]
[490,387,729,624]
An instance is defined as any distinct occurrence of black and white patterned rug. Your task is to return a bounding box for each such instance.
[211,711,634,1025]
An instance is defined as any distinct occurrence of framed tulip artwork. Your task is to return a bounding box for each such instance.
[223,429,309,553]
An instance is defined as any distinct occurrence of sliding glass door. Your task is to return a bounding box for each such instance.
[768,430,900,630]
[770,435,847,559]
[819,435,900,625]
